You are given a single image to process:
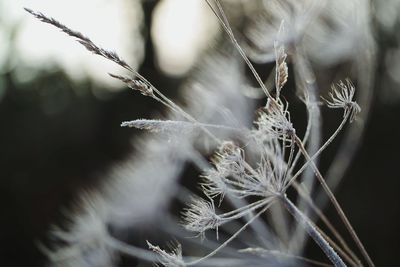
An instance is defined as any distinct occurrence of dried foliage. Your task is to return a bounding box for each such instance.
[25,1,376,267]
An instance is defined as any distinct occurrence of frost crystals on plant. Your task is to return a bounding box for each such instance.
[182,197,222,240]
[109,73,154,97]
[25,2,375,267]
[147,241,186,267]
[255,101,295,142]
[322,79,361,123]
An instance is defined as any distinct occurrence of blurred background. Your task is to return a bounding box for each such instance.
[0,0,399,266]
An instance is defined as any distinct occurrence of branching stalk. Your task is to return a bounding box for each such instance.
[185,202,273,266]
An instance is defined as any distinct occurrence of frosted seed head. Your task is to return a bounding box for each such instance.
[255,101,295,141]
[211,141,246,178]
[322,79,361,122]
[218,141,241,157]
[147,241,185,267]
[182,197,222,240]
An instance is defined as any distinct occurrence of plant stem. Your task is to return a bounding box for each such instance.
[293,183,361,266]
[106,235,157,262]
[294,136,374,267]
[286,111,350,189]
[204,0,274,100]
[280,194,346,267]
[185,202,273,266]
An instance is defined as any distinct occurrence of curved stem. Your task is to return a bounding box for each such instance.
[289,103,312,175]
[185,202,274,266]
[286,111,350,190]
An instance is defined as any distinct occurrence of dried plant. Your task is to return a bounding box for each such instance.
[25,1,376,267]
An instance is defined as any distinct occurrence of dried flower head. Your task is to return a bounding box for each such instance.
[182,197,222,240]
[147,241,185,267]
[322,79,361,122]
[201,168,229,204]
[200,142,244,204]
[218,141,239,155]
[202,138,287,204]
[255,101,295,142]
[211,141,246,178]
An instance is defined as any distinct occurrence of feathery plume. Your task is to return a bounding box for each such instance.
[182,197,222,240]
[109,74,154,97]
[255,101,295,141]
[322,79,361,122]
[24,8,133,72]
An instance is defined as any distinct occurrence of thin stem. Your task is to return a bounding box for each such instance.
[105,235,158,262]
[204,0,274,100]
[294,183,361,266]
[313,221,358,267]
[284,137,295,181]
[286,111,350,190]
[25,8,221,144]
[280,195,346,267]
[239,247,334,267]
[185,202,273,266]
[220,199,271,220]
[127,73,221,143]
[294,136,374,267]
[288,99,312,176]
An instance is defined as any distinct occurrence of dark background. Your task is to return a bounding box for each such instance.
[0,1,399,266]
